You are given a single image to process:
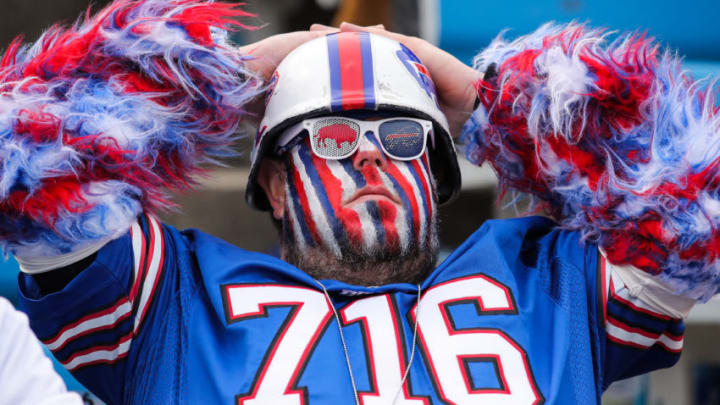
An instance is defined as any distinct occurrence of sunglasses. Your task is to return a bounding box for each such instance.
[275,116,434,161]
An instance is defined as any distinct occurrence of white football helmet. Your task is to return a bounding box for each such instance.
[246,32,461,210]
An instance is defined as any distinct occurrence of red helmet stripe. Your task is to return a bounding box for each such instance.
[327,32,375,112]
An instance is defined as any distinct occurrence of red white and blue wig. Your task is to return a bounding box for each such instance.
[0,0,261,258]
[461,23,720,300]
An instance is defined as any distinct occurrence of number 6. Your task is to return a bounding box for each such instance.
[413,275,544,405]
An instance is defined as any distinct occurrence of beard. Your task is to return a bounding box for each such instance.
[281,208,439,286]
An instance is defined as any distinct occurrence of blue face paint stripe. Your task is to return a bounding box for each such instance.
[365,201,386,246]
[297,145,348,245]
[365,131,383,150]
[326,34,343,113]
[340,158,366,188]
[358,32,376,110]
[286,167,315,247]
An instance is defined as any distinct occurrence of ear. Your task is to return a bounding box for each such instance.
[257,158,287,220]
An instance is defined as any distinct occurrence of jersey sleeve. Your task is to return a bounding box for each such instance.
[596,254,685,388]
[537,222,686,391]
[18,214,173,403]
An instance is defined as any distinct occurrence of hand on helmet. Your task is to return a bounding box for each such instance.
[311,22,481,138]
[238,29,337,82]
[238,29,338,121]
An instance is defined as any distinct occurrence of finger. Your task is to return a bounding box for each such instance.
[339,22,385,31]
[310,23,335,31]
[339,22,405,42]
[339,22,366,32]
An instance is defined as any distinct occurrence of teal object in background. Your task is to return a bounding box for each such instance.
[435,0,720,78]
[0,257,18,304]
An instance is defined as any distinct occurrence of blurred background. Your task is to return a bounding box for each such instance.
[0,0,719,404]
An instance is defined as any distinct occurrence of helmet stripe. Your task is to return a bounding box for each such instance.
[326,34,343,112]
[358,32,376,110]
[327,32,375,112]
[337,33,365,111]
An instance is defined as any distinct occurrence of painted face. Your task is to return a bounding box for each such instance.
[283,131,437,259]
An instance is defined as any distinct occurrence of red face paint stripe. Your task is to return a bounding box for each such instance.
[290,165,322,246]
[361,164,384,187]
[377,200,400,249]
[337,32,366,111]
[386,160,421,240]
[313,156,364,246]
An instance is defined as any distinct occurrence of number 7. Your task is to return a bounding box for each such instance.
[224,285,332,405]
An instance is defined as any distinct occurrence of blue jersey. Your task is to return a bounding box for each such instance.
[18,215,684,404]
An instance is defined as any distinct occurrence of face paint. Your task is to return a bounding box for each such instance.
[283,133,437,259]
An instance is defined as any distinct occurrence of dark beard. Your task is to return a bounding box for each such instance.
[281,214,440,286]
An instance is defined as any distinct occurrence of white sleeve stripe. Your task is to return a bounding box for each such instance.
[658,333,684,349]
[133,215,165,332]
[44,299,132,352]
[63,333,133,372]
[607,316,663,339]
[600,254,610,323]
[131,222,142,282]
[606,318,683,352]
[129,221,147,302]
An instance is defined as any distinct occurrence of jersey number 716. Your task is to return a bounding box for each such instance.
[223,275,543,405]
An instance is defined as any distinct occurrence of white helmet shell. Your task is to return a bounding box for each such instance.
[246,32,461,210]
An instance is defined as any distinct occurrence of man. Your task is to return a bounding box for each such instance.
[2,0,716,404]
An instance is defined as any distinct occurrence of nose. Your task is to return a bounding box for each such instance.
[352,131,387,171]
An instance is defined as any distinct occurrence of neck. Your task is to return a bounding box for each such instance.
[281,243,437,286]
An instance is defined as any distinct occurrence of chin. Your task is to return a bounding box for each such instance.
[282,215,440,286]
